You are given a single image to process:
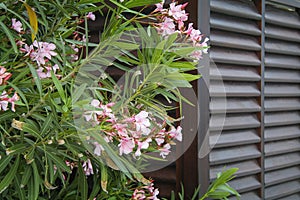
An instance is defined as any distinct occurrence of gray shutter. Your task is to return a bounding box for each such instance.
[209,0,262,199]
[264,2,300,199]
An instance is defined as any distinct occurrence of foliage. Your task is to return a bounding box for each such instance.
[0,0,236,199]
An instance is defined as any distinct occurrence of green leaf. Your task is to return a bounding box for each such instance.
[125,0,162,8]
[217,184,240,197]
[6,144,27,156]
[40,114,53,136]
[151,39,166,64]
[181,73,201,82]
[0,156,19,193]
[28,62,43,97]
[0,156,12,174]
[110,41,140,50]
[101,165,108,193]
[51,71,66,104]
[21,165,32,188]
[45,150,71,173]
[72,83,87,105]
[78,164,88,199]
[0,21,18,53]
[173,47,197,57]
[110,0,147,16]
[168,62,197,70]
[165,32,178,49]
[31,161,40,200]
[23,123,42,140]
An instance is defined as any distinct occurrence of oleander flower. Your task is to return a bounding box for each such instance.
[0,66,12,85]
[86,12,96,21]
[11,18,23,32]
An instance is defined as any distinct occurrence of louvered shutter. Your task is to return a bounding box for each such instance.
[209,0,263,199]
[264,2,300,199]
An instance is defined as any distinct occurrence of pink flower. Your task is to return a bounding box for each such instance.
[86,12,96,21]
[11,18,23,33]
[70,44,79,61]
[168,126,182,141]
[135,138,152,157]
[20,43,34,57]
[190,50,202,61]
[132,189,146,200]
[190,29,202,44]
[36,64,59,79]
[93,142,104,156]
[159,143,171,158]
[157,17,176,37]
[145,183,160,200]
[113,123,128,137]
[168,3,188,22]
[134,111,151,135]
[118,137,135,155]
[0,66,12,85]
[28,41,57,66]
[200,37,210,54]
[0,91,9,111]
[154,3,164,12]
[82,159,94,176]
[184,23,194,35]
[155,130,165,146]
[8,92,19,112]
[0,91,19,112]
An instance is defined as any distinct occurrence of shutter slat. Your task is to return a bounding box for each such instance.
[210,0,261,20]
[210,98,261,114]
[210,114,260,131]
[210,130,260,148]
[265,98,300,111]
[265,166,300,187]
[265,68,300,83]
[265,54,300,69]
[211,13,261,35]
[265,112,300,127]
[210,65,261,81]
[265,125,300,141]
[265,84,300,97]
[228,176,261,193]
[265,152,300,171]
[229,192,261,200]
[265,39,300,56]
[265,139,300,156]
[210,47,261,65]
[265,24,300,42]
[265,5,300,28]
[265,180,300,200]
[277,193,300,200]
[210,82,260,97]
[210,145,261,165]
[210,160,261,180]
[211,30,261,51]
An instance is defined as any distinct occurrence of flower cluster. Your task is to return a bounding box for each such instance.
[84,99,182,159]
[154,1,209,61]
[0,66,19,112]
[131,183,159,200]
[11,19,60,79]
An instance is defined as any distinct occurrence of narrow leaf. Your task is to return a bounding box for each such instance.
[23,2,38,41]
[0,21,18,53]
[28,62,43,96]
[0,156,20,193]
[51,71,66,104]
